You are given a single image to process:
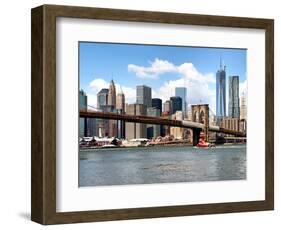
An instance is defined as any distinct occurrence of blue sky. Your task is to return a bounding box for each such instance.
[79,42,247,113]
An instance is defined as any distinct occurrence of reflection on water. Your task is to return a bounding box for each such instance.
[79,145,246,187]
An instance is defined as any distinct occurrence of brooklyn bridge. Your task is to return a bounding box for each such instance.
[80,104,246,146]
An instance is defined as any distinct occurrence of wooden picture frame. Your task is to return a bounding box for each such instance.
[31,4,274,225]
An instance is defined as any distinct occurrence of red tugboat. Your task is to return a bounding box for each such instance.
[196,132,213,148]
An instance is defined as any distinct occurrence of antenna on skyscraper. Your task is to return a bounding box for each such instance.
[220,54,222,70]
[222,59,226,71]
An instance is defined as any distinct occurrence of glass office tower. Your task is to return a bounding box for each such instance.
[216,62,226,118]
[152,98,162,113]
[175,87,187,117]
[170,96,182,115]
[136,85,152,107]
[228,75,240,118]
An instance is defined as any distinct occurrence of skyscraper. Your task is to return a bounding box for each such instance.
[151,98,163,137]
[240,92,247,121]
[117,109,125,139]
[161,101,171,136]
[170,111,184,139]
[97,84,117,137]
[116,88,125,111]
[125,104,147,139]
[97,88,108,109]
[228,75,240,118]
[79,90,87,137]
[151,98,162,113]
[97,88,109,137]
[108,79,116,107]
[98,105,114,137]
[170,96,182,115]
[147,107,161,139]
[107,80,117,137]
[163,100,171,114]
[136,85,152,107]
[86,118,97,137]
[216,60,226,118]
[175,87,187,117]
[116,88,126,139]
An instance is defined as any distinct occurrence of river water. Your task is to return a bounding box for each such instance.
[79,144,246,187]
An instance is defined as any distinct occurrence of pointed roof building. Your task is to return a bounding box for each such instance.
[108,79,116,108]
[116,86,125,111]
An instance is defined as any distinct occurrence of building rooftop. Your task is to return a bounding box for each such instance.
[98,88,109,94]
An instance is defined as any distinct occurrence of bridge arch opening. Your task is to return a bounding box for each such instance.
[193,111,199,123]
[199,110,205,124]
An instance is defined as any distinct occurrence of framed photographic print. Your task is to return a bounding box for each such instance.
[31,4,274,225]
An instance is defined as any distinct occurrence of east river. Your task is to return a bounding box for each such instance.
[79,144,246,187]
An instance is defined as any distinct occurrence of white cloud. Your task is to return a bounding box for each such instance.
[129,58,216,112]
[128,58,177,79]
[89,78,109,90]
[177,63,215,84]
[153,76,216,113]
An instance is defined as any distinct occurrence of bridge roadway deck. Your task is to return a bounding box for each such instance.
[80,110,246,137]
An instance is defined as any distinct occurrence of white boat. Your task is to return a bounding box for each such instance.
[101,144,117,148]
[121,140,141,147]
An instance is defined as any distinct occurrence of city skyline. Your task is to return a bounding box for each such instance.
[78,42,248,188]
[79,42,247,114]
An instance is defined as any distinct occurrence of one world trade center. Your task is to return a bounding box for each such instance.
[216,59,226,119]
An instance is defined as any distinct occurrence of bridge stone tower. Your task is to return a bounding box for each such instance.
[191,104,209,144]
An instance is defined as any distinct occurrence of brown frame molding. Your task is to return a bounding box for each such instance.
[31,4,274,225]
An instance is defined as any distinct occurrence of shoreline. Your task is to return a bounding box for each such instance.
[79,141,246,151]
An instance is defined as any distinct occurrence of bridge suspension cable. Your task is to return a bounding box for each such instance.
[87,104,101,112]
